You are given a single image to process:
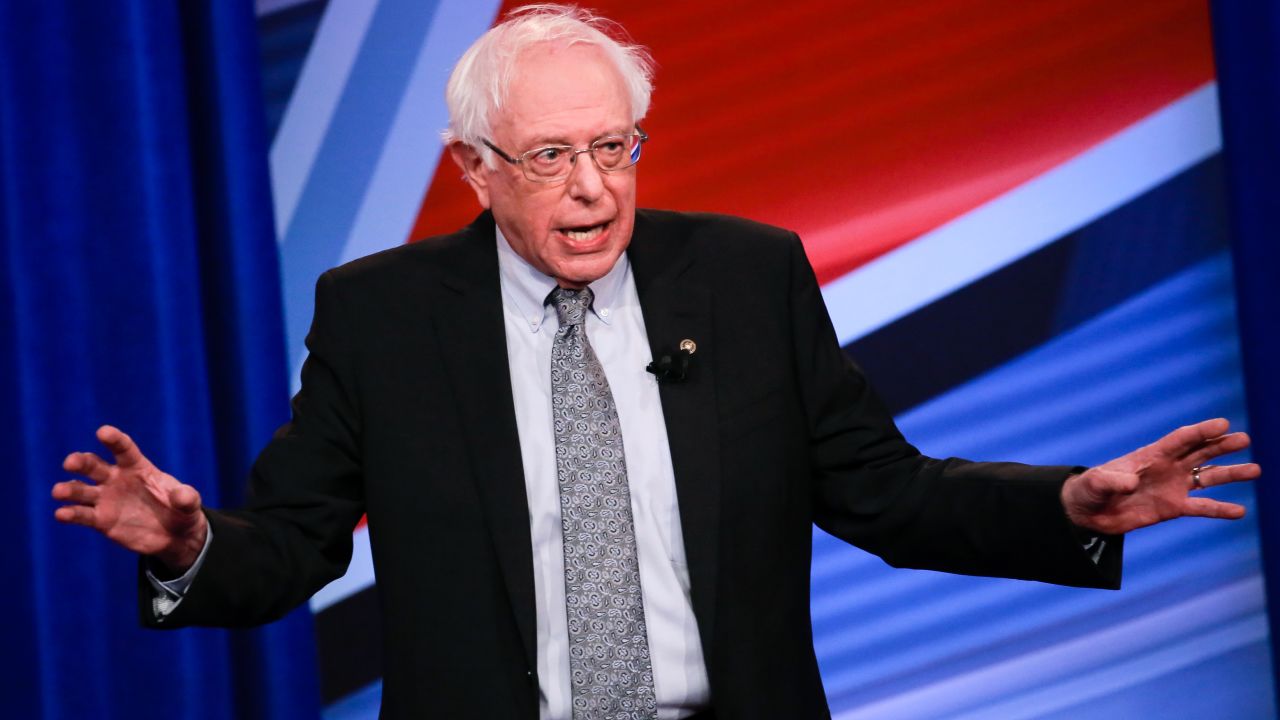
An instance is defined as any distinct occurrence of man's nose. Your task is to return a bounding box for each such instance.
[566,151,605,202]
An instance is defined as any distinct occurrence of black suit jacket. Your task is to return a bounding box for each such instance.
[148,210,1120,718]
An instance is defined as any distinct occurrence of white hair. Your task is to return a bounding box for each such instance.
[443,4,654,166]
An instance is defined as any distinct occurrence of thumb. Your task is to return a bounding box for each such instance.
[1091,468,1140,496]
[168,484,202,515]
[1069,467,1137,506]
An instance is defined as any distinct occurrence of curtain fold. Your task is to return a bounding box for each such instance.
[0,1,321,717]
[1210,0,1280,701]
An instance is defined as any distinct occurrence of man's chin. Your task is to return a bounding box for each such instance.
[550,253,621,288]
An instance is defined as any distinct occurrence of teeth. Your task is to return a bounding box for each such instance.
[563,225,604,242]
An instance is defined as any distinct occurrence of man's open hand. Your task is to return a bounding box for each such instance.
[52,425,208,573]
[1062,418,1261,536]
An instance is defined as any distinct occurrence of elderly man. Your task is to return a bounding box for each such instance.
[53,5,1259,719]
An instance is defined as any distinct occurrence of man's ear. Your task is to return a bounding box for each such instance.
[449,141,491,209]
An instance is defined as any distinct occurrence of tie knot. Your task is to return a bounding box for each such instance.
[549,287,593,327]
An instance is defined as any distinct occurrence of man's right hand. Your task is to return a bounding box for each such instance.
[52,425,208,574]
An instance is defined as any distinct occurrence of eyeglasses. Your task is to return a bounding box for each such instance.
[482,127,648,183]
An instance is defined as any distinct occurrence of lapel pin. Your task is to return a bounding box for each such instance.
[679,338,697,354]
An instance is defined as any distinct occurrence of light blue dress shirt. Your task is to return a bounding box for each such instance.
[495,228,711,720]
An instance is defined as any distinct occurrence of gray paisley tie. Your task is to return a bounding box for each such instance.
[549,287,657,720]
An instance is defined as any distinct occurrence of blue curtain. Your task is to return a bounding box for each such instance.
[1210,0,1280,701]
[0,1,321,718]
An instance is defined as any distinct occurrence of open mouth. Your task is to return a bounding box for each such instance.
[557,220,610,244]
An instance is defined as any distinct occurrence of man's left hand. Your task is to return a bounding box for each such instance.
[1062,417,1262,536]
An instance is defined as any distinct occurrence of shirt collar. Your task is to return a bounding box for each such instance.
[496,224,629,333]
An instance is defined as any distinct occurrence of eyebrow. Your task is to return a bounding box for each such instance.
[520,128,633,149]
[522,136,572,148]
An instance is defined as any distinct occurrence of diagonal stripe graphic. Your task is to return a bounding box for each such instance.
[821,83,1223,347]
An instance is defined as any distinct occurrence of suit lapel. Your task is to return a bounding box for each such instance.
[430,214,538,674]
[628,211,723,658]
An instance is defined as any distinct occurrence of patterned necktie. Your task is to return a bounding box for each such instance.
[549,287,657,720]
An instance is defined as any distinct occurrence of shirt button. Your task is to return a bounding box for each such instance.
[599,308,610,317]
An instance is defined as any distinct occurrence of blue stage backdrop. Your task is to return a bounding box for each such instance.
[0,1,319,718]
[1211,0,1280,703]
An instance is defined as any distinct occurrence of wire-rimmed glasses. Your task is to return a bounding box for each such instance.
[482,127,648,183]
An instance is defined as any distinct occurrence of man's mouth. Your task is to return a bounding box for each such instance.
[558,221,609,244]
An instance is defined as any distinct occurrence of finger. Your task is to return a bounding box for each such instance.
[1151,418,1231,458]
[61,451,113,484]
[1183,432,1252,467]
[50,479,100,506]
[96,425,146,468]
[1182,496,1247,520]
[53,504,99,528]
[1194,462,1262,489]
[168,484,202,515]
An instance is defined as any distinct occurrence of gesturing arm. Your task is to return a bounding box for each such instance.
[52,269,367,627]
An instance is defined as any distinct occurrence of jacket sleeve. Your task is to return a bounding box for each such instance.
[785,235,1122,589]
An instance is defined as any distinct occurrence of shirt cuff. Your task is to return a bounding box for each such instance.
[145,523,213,618]
[1081,534,1107,565]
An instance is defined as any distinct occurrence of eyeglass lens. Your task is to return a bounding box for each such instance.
[522,134,642,179]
